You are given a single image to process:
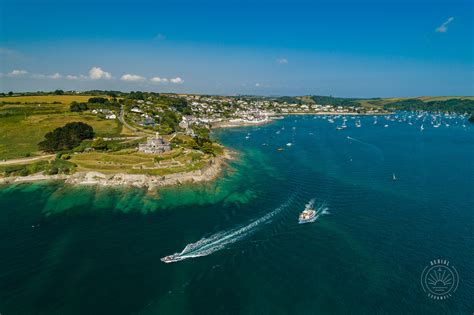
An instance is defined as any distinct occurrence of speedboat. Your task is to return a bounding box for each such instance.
[299,208,317,224]
[161,254,179,263]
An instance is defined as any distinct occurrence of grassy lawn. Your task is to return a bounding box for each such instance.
[0,95,103,104]
[0,95,123,160]
[356,97,407,108]
[0,113,121,160]
[70,149,209,175]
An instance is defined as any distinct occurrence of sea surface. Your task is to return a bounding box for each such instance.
[1,114,473,314]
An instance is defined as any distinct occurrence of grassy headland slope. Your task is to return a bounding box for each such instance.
[0,95,121,160]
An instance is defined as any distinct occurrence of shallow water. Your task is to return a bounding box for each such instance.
[1,114,473,314]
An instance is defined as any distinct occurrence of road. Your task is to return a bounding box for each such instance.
[0,154,55,165]
[119,105,138,133]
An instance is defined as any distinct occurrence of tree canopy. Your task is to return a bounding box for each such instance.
[88,97,108,104]
[38,122,94,152]
[70,101,88,112]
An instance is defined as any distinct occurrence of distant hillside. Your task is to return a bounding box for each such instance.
[275,95,474,114]
[277,95,361,107]
[355,96,474,114]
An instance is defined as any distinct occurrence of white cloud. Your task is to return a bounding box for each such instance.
[7,69,28,77]
[48,73,62,79]
[255,83,261,87]
[276,58,288,64]
[89,67,112,80]
[170,77,184,84]
[436,17,454,33]
[66,75,78,80]
[121,74,146,82]
[151,76,183,84]
[30,73,63,79]
[150,77,169,84]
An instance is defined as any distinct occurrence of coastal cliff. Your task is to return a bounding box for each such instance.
[0,151,233,191]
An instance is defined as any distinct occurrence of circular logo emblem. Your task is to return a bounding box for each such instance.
[421,259,459,300]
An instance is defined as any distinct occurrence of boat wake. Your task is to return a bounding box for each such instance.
[161,197,294,263]
[346,136,384,161]
[301,199,329,223]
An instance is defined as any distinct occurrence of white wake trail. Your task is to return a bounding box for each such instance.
[303,199,329,223]
[346,136,384,161]
[162,196,295,263]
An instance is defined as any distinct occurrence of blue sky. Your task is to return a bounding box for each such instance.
[0,0,472,97]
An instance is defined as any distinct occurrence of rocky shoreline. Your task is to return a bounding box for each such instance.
[0,151,234,191]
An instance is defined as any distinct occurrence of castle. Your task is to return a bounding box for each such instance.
[138,133,171,154]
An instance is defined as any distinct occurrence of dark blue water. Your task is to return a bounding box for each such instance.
[0,114,473,314]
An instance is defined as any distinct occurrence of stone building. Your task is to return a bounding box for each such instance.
[138,133,171,154]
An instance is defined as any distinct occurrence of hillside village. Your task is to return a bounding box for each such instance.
[121,93,382,132]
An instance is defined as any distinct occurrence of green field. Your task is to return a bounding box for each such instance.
[0,95,121,160]
[0,95,103,104]
[70,149,208,175]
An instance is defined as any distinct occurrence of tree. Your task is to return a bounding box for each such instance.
[8,91,13,96]
[70,101,88,112]
[201,142,215,156]
[54,89,64,95]
[129,91,145,100]
[38,122,94,152]
[91,137,108,150]
[88,97,108,104]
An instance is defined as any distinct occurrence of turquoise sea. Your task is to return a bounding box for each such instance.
[0,114,473,314]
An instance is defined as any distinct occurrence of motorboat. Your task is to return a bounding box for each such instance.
[161,254,179,263]
[299,208,317,224]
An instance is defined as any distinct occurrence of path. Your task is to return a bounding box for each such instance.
[119,105,138,132]
[0,154,55,165]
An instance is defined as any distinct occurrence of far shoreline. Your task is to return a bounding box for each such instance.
[211,111,391,129]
